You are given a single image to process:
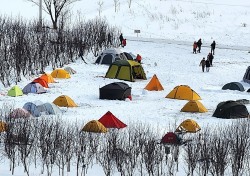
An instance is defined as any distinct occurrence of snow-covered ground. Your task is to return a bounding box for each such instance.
[0,0,250,175]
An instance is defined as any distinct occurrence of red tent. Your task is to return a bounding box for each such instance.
[161,132,181,144]
[33,78,49,88]
[98,111,127,129]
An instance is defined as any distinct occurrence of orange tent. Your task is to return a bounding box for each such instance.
[33,78,49,88]
[40,73,55,83]
[144,74,164,91]
[51,69,71,79]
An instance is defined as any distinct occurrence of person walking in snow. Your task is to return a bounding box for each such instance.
[197,38,202,53]
[205,58,211,72]
[193,41,198,54]
[207,52,214,66]
[119,33,124,46]
[122,39,127,48]
[199,57,206,72]
[211,40,216,55]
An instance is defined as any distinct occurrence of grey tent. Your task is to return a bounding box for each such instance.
[39,103,62,115]
[64,67,76,74]
[95,48,127,65]
[23,101,44,117]
[243,66,250,83]
[99,82,132,100]
[124,52,136,60]
[212,100,249,119]
[22,82,46,94]
[222,82,245,91]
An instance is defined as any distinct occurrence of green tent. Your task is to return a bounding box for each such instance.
[8,85,23,97]
[105,60,147,82]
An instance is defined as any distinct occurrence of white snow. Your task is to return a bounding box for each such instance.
[0,0,250,175]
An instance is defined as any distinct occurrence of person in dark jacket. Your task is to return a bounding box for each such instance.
[205,58,211,72]
[197,38,202,53]
[207,52,214,66]
[199,57,206,72]
[119,33,124,46]
[211,40,216,55]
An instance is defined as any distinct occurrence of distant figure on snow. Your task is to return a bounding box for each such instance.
[122,39,127,48]
[199,57,206,72]
[207,52,214,66]
[119,33,124,46]
[193,41,197,54]
[136,54,142,63]
[211,40,216,55]
[205,58,211,72]
[107,33,112,45]
[78,44,87,64]
[197,38,202,53]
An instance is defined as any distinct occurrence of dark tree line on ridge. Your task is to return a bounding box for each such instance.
[1,104,250,176]
[0,15,120,87]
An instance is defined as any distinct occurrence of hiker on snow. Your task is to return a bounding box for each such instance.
[205,58,211,72]
[211,40,216,55]
[119,33,124,46]
[207,52,214,66]
[136,54,142,63]
[197,38,202,53]
[199,57,206,72]
[122,39,127,48]
[193,41,197,54]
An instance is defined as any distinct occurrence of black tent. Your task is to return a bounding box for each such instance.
[213,100,249,119]
[243,66,250,83]
[222,82,245,91]
[99,82,131,100]
[124,52,135,60]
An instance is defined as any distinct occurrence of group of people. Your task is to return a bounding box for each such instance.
[194,39,216,72]
[119,33,142,64]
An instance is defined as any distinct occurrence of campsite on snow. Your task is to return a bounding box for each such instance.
[0,0,250,175]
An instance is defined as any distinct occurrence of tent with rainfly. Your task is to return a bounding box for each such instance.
[23,101,44,117]
[9,108,31,119]
[53,95,78,107]
[212,100,249,119]
[144,74,164,91]
[222,82,244,92]
[33,77,49,88]
[243,66,250,83]
[161,132,182,145]
[22,82,46,94]
[99,82,131,100]
[8,85,23,97]
[105,60,147,82]
[95,48,128,65]
[51,69,71,79]
[175,119,201,133]
[40,73,55,83]
[181,100,207,113]
[81,120,108,133]
[166,85,201,100]
[98,111,127,129]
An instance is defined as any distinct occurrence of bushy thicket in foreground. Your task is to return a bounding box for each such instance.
[1,104,250,176]
[0,15,120,87]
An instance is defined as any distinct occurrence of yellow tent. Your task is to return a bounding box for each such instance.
[175,119,201,133]
[51,69,71,79]
[53,95,78,107]
[181,100,207,113]
[166,85,201,100]
[0,121,7,132]
[81,120,108,133]
[144,74,164,91]
[40,73,55,83]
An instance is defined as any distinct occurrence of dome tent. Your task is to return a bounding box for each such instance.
[213,100,249,119]
[98,111,127,129]
[99,82,131,100]
[95,48,127,65]
[53,95,78,107]
[105,60,147,82]
[181,100,207,113]
[161,132,182,145]
[8,85,23,97]
[64,67,76,74]
[22,82,46,94]
[81,120,108,133]
[166,85,201,100]
[222,82,244,91]
[175,119,201,133]
[51,69,71,79]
